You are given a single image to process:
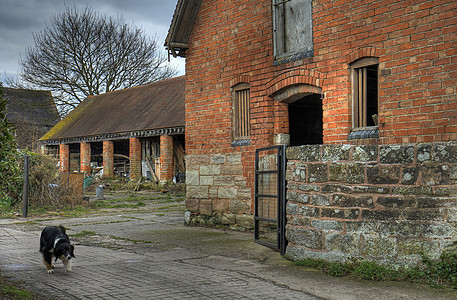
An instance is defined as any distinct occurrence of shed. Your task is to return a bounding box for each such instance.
[41,76,185,182]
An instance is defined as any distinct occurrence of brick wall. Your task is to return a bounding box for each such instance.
[184,0,457,226]
[59,144,69,173]
[103,140,114,177]
[80,142,91,174]
[160,135,174,182]
[129,138,142,181]
[286,142,457,265]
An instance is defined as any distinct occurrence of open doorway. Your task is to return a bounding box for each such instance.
[288,94,323,146]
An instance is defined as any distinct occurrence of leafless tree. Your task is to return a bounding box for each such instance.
[17,6,177,115]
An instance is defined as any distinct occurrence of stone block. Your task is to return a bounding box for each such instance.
[298,205,320,217]
[214,176,235,186]
[392,186,433,196]
[186,170,199,186]
[401,167,419,185]
[450,166,457,180]
[360,235,396,259]
[321,184,353,194]
[379,145,415,164]
[332,194,374,208]
[326,233,359,255]
[199,199,213,215]
[187,186,209,199]
[362,209,401,220]
[432,144,457,163]
[421,163,450,186]
[297,184,320,192]
[286,191,310,204]
[321,208,360,219]
[311,219,343,232]
[299,145,321,161]
[377,196,415,209]
[286,147,299,160]
[212,198,230,213]
[398,239,440,258]
[322,144,351,161]
[292,162,307,181]
[288,216,310,226]
[218,187,237,199]
[329,162,365,184]
[200,165,221,176]
[236,214,254,229]
[308,163,328,183]
[200,175,213,186]
[187,155,210,170]
[221,165,243,176]
[353,145,378,162]
[226,153,242,165]
[417,144,432,163]
[237,188,251,200]
[186,198,200,212]
[210,154,226,164]
[221,213,236,225]
[286,226,323,249]
[230,200,250,213]
[353,185,390,194]
[312,194,330,206]
[402,208,444,221]
[367,165,400,184]
[286,203,298,215]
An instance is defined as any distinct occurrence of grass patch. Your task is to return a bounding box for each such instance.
[0,272,35,300]
[292,253,457,288]
[71,230,97,237]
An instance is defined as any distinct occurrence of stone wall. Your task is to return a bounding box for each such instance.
[285,142,457,266]
[185,153,254,229]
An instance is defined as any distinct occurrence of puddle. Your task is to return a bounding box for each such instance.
[0,263,34,271]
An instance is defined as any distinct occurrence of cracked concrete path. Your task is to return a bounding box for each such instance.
[1,194,457,299]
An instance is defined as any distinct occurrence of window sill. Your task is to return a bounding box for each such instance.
[273,50,313,65]
[231,139,251,147]
[348,127,379,140]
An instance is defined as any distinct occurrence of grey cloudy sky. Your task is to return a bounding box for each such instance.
[0,0,185,83]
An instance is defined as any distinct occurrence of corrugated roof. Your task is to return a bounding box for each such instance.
[4,88,60,126]
[41,76,185,142]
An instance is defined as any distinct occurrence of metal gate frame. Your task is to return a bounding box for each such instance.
[254,145,287,255]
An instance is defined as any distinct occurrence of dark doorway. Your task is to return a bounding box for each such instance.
[288,94,323,146]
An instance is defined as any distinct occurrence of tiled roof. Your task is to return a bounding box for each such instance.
[41,76,185,144]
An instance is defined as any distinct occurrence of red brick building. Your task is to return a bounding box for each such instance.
[41,77,185,183]
[166,0,457,264]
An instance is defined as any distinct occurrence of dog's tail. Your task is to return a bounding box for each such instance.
[56,225,67,233]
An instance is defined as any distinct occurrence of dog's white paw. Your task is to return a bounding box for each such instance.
[47,269,54,274]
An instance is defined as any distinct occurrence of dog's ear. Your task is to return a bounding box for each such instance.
[71,245,75,258]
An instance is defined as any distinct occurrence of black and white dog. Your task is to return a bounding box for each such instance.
[39,225,75,273]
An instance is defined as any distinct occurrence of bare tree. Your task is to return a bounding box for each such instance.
[17,6,177,115]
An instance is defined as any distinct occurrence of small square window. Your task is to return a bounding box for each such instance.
[351,58,379,129]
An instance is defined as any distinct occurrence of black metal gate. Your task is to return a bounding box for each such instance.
[254,145,287,255]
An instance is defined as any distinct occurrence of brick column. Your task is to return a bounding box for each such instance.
[80,142,91,175]
[129,137,142,181]
[160,135,173,182]
[103,140,114,177]
[59,143,70,172]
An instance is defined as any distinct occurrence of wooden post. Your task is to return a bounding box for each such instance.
[22,155,29,218]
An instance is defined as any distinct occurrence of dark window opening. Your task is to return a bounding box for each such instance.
[288,94,323,146]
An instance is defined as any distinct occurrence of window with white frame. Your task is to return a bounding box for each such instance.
[273,0,313,61]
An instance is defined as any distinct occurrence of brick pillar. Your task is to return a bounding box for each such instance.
[129,137,142,181]
[160,135,173,182]
[103,140,114,177]
[80,142,91,175]
[59,143,70,172]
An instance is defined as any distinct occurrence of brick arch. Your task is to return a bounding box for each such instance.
[266,69,323,98]
[230,74,251,87]
[347,46,382,64]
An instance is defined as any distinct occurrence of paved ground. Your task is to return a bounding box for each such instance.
[1,192,457,299]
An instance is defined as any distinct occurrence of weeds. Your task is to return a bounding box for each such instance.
[292,253,457,288]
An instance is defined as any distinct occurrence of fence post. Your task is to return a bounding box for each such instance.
[22,155,29,218]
